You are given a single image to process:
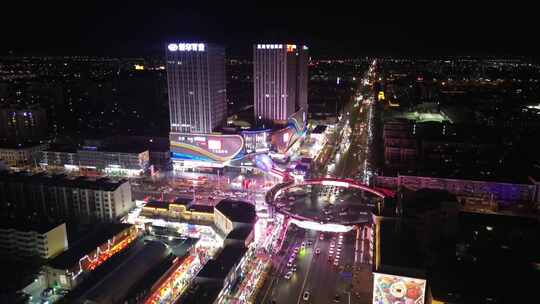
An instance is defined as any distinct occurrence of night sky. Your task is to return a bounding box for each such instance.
[1,3,538,58]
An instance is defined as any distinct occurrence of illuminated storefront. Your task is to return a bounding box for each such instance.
[372,272,426,304]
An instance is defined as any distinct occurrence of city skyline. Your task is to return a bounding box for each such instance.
[1,5,540,304]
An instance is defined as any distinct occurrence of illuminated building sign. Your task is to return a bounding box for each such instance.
[373,273,426,304]
[170,133,244,163]
[168,43,206,52]
[378,91,385,101]
[257,44,283,49]
[286,44,297,52]
[272,127,296,153]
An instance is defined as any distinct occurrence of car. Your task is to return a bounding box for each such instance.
[329,249,334,254]
[315,248,320,255]
[319,233,324,240]
[284,271,293,279]
[292,266,298,272]
[301,241,306,247]
[294,247,300,253]
[334,260,339,266]
[333,295,341,302]
[307,240,313,246]
[303,291,310,300]
[330,242,335,248]
[287,262,293,268]
[41,288,53,298]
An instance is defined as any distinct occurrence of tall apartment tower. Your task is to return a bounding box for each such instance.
[166,42,226,134]
[253,44,308,123]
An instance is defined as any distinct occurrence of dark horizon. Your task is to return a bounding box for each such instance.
[1,4,539,59]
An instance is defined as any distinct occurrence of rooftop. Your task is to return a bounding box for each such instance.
[403,189,458,215]
[176,282,222,304]
[0,171,129,192]
[189,204,214,213]
[81,241,170,304]
[196,245,247,280]
[0,220,64,234]
[226,226,253,242]
[144,200,171,210]
[215,200,256,224]
[79,144,148,154]
[47,223,132,270]
[378,219,426,272]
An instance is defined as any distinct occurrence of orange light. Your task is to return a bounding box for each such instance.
[286,44,296,52]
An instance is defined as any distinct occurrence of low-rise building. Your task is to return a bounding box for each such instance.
[140,199,215,224]
[43,223,138,290]
[0,171,134,222]
[0,222,67,260]
[0,142,48,168]
[214,200,256,236]
[40,145,150,177]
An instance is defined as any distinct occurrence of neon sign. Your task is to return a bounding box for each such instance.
[168,43,205,52]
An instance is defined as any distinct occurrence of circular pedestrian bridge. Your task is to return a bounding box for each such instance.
[266,178,392,232]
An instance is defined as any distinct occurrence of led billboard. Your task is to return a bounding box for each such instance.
[373,272,426,304]
[170,133,244,163]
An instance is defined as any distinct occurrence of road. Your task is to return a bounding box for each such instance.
[256,60,380,304]
[258,226,372,304]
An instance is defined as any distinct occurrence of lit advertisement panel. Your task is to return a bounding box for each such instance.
[254,154,274,172]
[288,109,307,133]
[272,126,296,153]
[373,272,426,304]
[241,129,271,153]
[170,133,244,162]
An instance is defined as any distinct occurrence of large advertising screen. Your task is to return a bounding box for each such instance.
[170,133,244,162]
[271,126,297,153]
[373,272,426,304]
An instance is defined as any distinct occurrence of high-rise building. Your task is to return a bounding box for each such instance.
[253,44,308,123]
[166,42,226,134]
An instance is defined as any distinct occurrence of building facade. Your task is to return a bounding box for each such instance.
[166,42,226,134]
[0,142,48,168]
[0,106,48,143]
[0,172,134,222]
[374,174,539,211]
[44,224,137,290]
[214,200,256,236]
[0,222,67,260]
[253,44,308,123]
[40,147,150,177]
